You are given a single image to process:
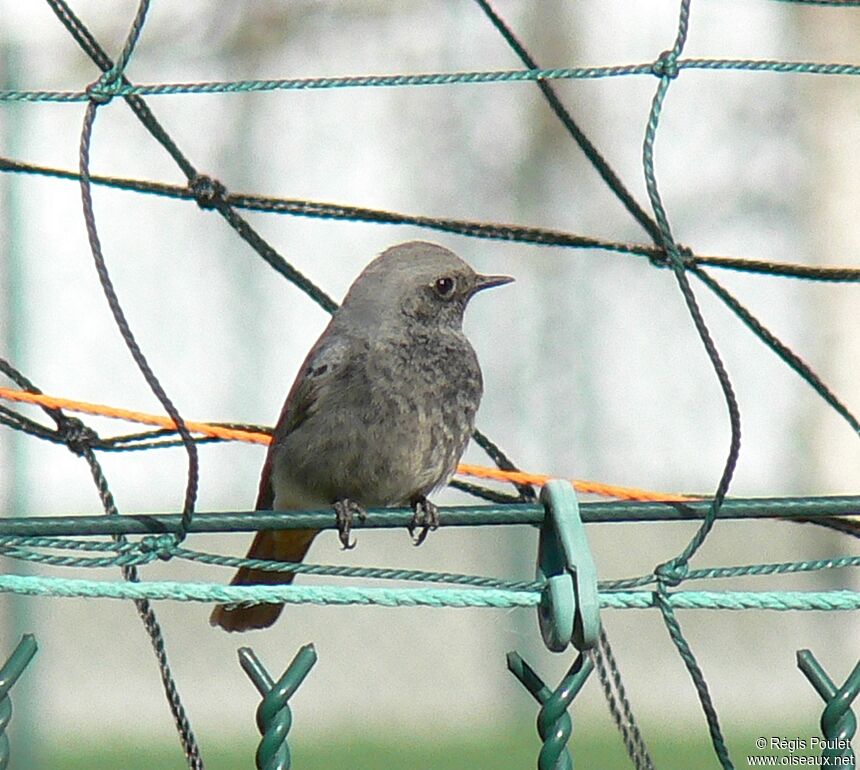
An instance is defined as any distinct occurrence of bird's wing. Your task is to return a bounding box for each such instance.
[254,323,349,510]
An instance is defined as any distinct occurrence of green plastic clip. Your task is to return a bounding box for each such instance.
[537,480,600,652]
[797,649,858,765]
[0,634,38,770]
[238,644,318,770]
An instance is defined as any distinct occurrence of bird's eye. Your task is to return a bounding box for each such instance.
[434,276,455,298]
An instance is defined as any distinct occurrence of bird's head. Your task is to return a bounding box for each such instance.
[340,241,513,331]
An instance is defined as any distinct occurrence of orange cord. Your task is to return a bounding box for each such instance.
[456,463,693,502]
[0,387,272,445]
[0,386,695,503]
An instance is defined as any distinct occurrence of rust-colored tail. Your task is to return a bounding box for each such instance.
[210,529,317,632]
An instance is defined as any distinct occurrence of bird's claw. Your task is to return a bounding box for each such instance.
[333,498,367,550]
[409,496,439,546]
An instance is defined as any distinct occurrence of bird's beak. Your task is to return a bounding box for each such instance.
[470,273,515,296]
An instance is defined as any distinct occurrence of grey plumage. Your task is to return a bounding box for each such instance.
[211,240,513,631]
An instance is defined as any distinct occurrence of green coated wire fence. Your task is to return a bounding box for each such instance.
[1,1,859,769]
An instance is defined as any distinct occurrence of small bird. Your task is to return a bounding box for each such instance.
[210,241,513,631]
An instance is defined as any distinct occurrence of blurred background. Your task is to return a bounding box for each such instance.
[0,1,858,768]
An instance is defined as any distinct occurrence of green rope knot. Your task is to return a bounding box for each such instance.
[139,534,177,562]
[85,72,123,105]
[652,50,680,79]
[649,243,694,270]
[189,174,227,210]
[654,559,688,587]
[238,644,318,770]
[57,416,99,458]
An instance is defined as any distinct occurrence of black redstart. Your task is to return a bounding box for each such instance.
[210,241,513,631]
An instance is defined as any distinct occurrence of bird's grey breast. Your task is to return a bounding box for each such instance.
[271,325,482,507]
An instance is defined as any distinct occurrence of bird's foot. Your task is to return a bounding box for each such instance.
[409,496,439,546]
[333,498,367,550]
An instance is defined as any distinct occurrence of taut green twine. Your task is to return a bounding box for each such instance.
[3,59,860,104]
[0,533,857,593]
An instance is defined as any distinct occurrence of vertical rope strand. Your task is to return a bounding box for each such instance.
[72,2,203,767]
[641,3,737,767]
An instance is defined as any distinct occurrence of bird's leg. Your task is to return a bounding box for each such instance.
[408,495,439,546]
[333,498,367,550]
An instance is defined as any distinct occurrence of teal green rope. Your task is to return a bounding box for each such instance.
[0,546,154,569]
[0,573,857,611]
[0,536,541,590]
[0,535,135,552]
[1,535,857,591]
[602,555,860,590]
[170,547,541,591]
[601,591,860,612]
[2,58,859,104]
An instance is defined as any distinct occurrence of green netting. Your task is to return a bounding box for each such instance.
[1,1,859,769]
